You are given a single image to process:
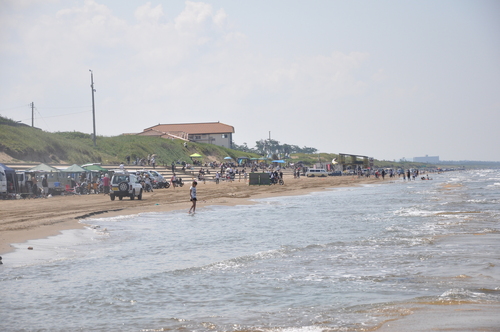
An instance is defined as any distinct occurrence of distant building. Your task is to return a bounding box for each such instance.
[137,122,235,149]
[413,155,440,163]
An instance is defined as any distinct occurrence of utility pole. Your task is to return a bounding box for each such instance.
[89,70,96,147]
[30,102,34,127]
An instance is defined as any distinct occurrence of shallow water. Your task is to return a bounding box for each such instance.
[1,170,500,331]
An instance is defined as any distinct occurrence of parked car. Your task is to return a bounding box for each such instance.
[138,170,169,188]
[305,169,328,177]
[110,171,143,201]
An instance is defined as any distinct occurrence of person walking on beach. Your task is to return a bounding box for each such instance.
[171,173,176,189]
[42,175,49,198]
[102,174,110,195]
[189,181,198,214]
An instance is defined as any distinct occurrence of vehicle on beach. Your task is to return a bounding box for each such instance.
[270,176,284,185]
[0,166,8,198]
[110,171,143,201]
[16,170,69,197]
[137,170,170,189]
[171,177,184,187]
[305,169,328,177]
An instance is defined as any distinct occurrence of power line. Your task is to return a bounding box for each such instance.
[35,109,50,131]
[0,104,31,113]
[36,106,90,110]
[18,109,91,122]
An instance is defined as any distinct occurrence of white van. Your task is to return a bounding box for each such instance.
[0,168,7,196]
[305,169,328,177]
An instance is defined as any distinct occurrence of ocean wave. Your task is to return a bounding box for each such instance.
[394,207,438,217]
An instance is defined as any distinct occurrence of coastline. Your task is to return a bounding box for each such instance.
[0,174,388,254]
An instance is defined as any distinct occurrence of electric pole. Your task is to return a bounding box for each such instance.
[89,70,96,147]
[30,102,34,127]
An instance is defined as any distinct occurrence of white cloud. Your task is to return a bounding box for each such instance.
[174,1,213,32]
[212,8,227,28]
[0,1,379,154]
[134,2,164,22]
[1,1,498,161]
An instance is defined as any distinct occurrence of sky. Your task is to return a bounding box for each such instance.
[1,0,499,162]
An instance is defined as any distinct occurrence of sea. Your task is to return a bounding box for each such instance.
[1,169,500,331]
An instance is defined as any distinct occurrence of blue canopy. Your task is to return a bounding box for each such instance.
[272,160,285,163]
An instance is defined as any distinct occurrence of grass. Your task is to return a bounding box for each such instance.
[0,115,259,165]
[2,115,471,169]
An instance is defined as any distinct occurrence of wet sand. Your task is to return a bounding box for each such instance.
[376,303,500,331]
[0,174,384,254]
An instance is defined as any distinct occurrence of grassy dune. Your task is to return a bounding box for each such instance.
[0,115,258,165]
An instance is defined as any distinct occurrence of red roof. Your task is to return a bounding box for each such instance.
[144,122,234,135]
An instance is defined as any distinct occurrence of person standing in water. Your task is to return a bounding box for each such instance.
[189,181,198,214]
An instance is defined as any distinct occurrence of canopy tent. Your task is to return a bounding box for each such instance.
[62,164,88,173]
[272,160,285,163]
[237,157,250,165]
[82,164,108,172]
[27,163,61,172]
[190,153,202,158]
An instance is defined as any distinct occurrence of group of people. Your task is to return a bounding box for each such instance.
[71,172,110,195]
[126,154,157,168]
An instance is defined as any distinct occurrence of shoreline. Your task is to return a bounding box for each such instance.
[1,174,389,254]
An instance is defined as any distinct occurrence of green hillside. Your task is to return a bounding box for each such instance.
[0,115,258,165]
[2,115,487,169]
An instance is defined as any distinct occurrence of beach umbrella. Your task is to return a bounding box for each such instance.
[224,156,232,160]
[272,160,285,163]
[332,158,338,165]
[190,153,202,158]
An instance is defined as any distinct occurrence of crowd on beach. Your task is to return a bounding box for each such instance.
[2,154,444,200]
[352,167,433,180]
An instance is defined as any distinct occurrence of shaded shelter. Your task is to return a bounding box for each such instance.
[62,164,88,173]
[82,164,108,172]
[27,163,61,172]
[237,157,250,165]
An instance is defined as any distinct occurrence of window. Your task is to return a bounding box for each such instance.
[194,135,201,140]
[221,134,228,138]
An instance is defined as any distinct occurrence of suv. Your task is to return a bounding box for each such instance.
[110,171,143,201]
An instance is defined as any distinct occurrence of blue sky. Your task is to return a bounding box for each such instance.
[1,0,499,161]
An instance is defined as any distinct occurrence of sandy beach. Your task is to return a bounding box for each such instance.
[0,174,384,254]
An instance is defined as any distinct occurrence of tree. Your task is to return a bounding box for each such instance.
[233,139,318,156]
